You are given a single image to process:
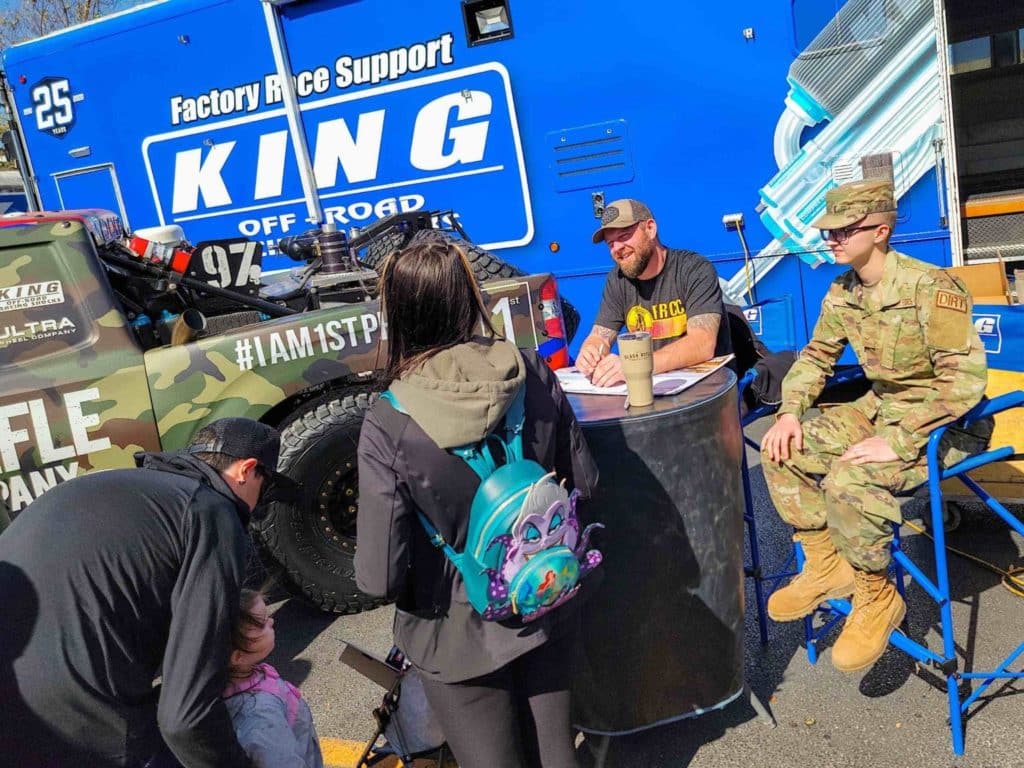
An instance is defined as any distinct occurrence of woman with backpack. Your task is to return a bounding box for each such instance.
[355,237,600,768]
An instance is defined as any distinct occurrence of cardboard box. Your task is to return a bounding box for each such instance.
[947,262,1011,305]
[943,369,1024,503]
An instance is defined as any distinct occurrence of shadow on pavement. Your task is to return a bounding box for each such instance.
[268,597,339,686]
[885,498,1024,706]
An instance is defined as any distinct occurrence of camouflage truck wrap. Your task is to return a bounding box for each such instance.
[146,274,550,450]
[0,212,573,611]
[1,219,162,510]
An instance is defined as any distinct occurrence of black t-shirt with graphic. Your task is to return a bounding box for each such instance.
[594,247,731,356]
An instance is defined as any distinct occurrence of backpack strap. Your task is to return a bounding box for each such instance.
[413,510,460,560]
[382,388,496,480]
[450,383,525,475]
[379,390,403,412]
[451,443,498,480]
[377,389,460,559]
[499,383,526,463]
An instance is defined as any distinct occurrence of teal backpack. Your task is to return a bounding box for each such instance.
[380,385,603,622]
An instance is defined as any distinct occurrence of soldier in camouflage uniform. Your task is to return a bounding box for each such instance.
[761,179,989,672]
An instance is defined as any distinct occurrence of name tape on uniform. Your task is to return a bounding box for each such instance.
[935,290,968,314]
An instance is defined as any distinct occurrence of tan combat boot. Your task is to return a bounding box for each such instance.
[831,570,906,673]
[766,529,855,621]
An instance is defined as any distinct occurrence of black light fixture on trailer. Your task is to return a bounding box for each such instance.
[462,0,514,46]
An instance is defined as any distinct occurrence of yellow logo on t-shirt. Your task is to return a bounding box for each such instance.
[626,301,687,340]
[626,305,654,333]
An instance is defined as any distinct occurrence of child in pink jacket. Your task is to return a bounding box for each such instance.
[222,589,324,768]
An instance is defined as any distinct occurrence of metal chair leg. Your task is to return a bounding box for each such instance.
[745,683,777,727]
[890,522,912,635]
[742,447,770,645]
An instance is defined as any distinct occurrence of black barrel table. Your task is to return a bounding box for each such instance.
[568,368,749,736]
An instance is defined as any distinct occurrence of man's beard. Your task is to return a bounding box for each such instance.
[620,239,654,279]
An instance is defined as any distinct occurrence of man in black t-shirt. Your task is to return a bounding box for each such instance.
[577,198,731,386]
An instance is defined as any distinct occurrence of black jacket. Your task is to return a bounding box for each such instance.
[0,453,252,768]
[356,344,599,683]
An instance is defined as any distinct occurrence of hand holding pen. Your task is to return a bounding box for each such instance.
[576,338,609,379]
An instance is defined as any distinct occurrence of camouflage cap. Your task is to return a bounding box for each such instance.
[592,199,654,244]
[812,179,896,229]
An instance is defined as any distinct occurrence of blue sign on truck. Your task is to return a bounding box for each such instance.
[2,0,1023,354]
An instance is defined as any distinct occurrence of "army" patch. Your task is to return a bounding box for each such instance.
[935,290,968,313]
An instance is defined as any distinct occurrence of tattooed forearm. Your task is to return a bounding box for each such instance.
[687,313,721,335]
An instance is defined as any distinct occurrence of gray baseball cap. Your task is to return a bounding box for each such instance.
[592,199,654,243]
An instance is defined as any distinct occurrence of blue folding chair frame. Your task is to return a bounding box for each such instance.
[739,365,867,645]
[800,390,1024,756]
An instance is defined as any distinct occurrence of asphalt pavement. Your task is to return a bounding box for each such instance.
[267,416,1024,768]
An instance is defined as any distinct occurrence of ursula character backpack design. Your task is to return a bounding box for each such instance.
[380,385,603,622]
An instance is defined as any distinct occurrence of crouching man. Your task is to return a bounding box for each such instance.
[0,417,296,767]
[760,179,990,672]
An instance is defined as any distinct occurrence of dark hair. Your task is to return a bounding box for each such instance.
[380,237,497,381]
[232,588,267,654]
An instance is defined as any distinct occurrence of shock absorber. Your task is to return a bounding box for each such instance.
[318,228,352,274]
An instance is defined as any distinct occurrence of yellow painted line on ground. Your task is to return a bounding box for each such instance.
[322,738,367,767]
[321,737,455,768]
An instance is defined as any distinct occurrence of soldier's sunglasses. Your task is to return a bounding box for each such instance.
[821,224,884,243]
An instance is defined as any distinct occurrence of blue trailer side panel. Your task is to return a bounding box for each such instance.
[2,0,952,353]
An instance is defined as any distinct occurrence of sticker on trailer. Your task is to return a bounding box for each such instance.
[974,313,1002,355]
[142,63,533,255]
[25,77,84,138]
[743,306,763,336]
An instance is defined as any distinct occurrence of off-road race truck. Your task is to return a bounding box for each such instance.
[0,208,578,612]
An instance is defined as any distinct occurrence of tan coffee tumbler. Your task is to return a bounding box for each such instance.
[618,331,654,407]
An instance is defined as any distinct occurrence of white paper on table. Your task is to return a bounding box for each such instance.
[554,354,735,397]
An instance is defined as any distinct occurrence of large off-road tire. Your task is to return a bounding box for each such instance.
[362,226,580,343]
[255,390,382,613]
[360,226,411,272]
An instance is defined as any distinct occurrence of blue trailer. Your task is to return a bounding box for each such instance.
[2,0,1023,353]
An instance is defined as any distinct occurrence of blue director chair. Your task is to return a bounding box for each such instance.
[739,363,1024,755]
[801,390,1024,756]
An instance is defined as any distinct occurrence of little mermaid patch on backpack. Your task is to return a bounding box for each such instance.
[380,385,602,622]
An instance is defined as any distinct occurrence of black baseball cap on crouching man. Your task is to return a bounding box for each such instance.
[186,417,301,501]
